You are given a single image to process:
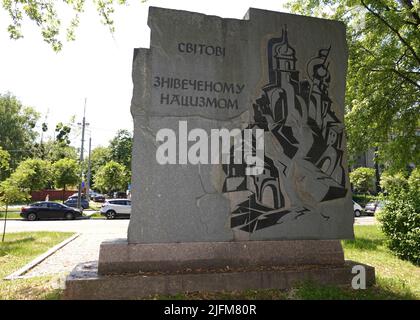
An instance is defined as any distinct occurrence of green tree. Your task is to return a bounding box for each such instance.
[0,146,10,181]
[55,121,73,145]
[94,160,128,195]
[288,0,420,172]
[52,158,79,202]
[0,178,29,242]
[0,93,40,170]
[33,117,77,160]
[87,146,111,189]
[43,140,78,163]
[1,0,147,51]
[10,158,52,195]
[109,129,132,173]
[349,167,376,193]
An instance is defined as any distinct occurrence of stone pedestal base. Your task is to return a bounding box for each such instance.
[97,239,346,274]
[64,239,375,299]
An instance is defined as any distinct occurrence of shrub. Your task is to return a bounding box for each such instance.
[349,167,376,193]
[408,168,420,192]
[380,171,408,195]
[377,169,420,265]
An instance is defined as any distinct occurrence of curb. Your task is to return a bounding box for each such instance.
[4,233,81,280]
[0,216,97,221]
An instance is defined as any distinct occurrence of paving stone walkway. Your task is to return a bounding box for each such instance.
[9,216,375,278]
[24,234,123,277]
[2,219,128,278]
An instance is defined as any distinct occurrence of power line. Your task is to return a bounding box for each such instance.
[88,126,133,132]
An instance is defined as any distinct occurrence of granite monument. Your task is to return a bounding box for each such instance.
[64,7,375,299]
[129,7,353,243]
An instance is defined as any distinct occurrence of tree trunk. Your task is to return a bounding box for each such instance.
[2,203,8,242]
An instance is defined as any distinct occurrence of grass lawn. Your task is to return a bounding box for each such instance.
[0,204,22,219]
[0,226,418,300]
[289,225,419,300]
[88,212,104,219]
[152,225,419,300]
[0,232,74,300]
[0,211,21,219]
[88,202,103,211]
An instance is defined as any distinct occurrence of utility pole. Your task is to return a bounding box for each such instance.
[77,99,89,210]
[86,137,92,201]
[40,109,49,159]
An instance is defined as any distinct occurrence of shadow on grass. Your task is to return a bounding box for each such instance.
[4,278,62,300]
[342,237,384,251]
[147,289,288,300]
[294,279,417,300]
[0,237,35,256]
[42,289,64,300]
[146,278,417,300]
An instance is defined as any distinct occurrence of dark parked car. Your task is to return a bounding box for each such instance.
[69,193,87,200]
[20,202,82,221]
[64,197,90,209]
[89,191,105,202]
[113,191,127,199]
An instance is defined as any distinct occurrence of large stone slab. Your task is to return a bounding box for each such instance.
[97,239,344,275]
[64,260,375,300]
[129,7,353,243]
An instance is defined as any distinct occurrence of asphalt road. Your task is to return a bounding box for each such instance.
[1,215,376,235]
[354,216,377,226]
[1,218,129,236]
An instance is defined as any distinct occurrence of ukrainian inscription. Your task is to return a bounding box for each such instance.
[153,76,244,110]
[177,42,226,56]
[129,7,353,243]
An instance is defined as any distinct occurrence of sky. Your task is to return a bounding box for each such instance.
[0,0,288,151]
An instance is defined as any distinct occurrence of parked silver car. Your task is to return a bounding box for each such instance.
[353,200,363,217]
[100,199,131,219]
[364,200,385,216]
